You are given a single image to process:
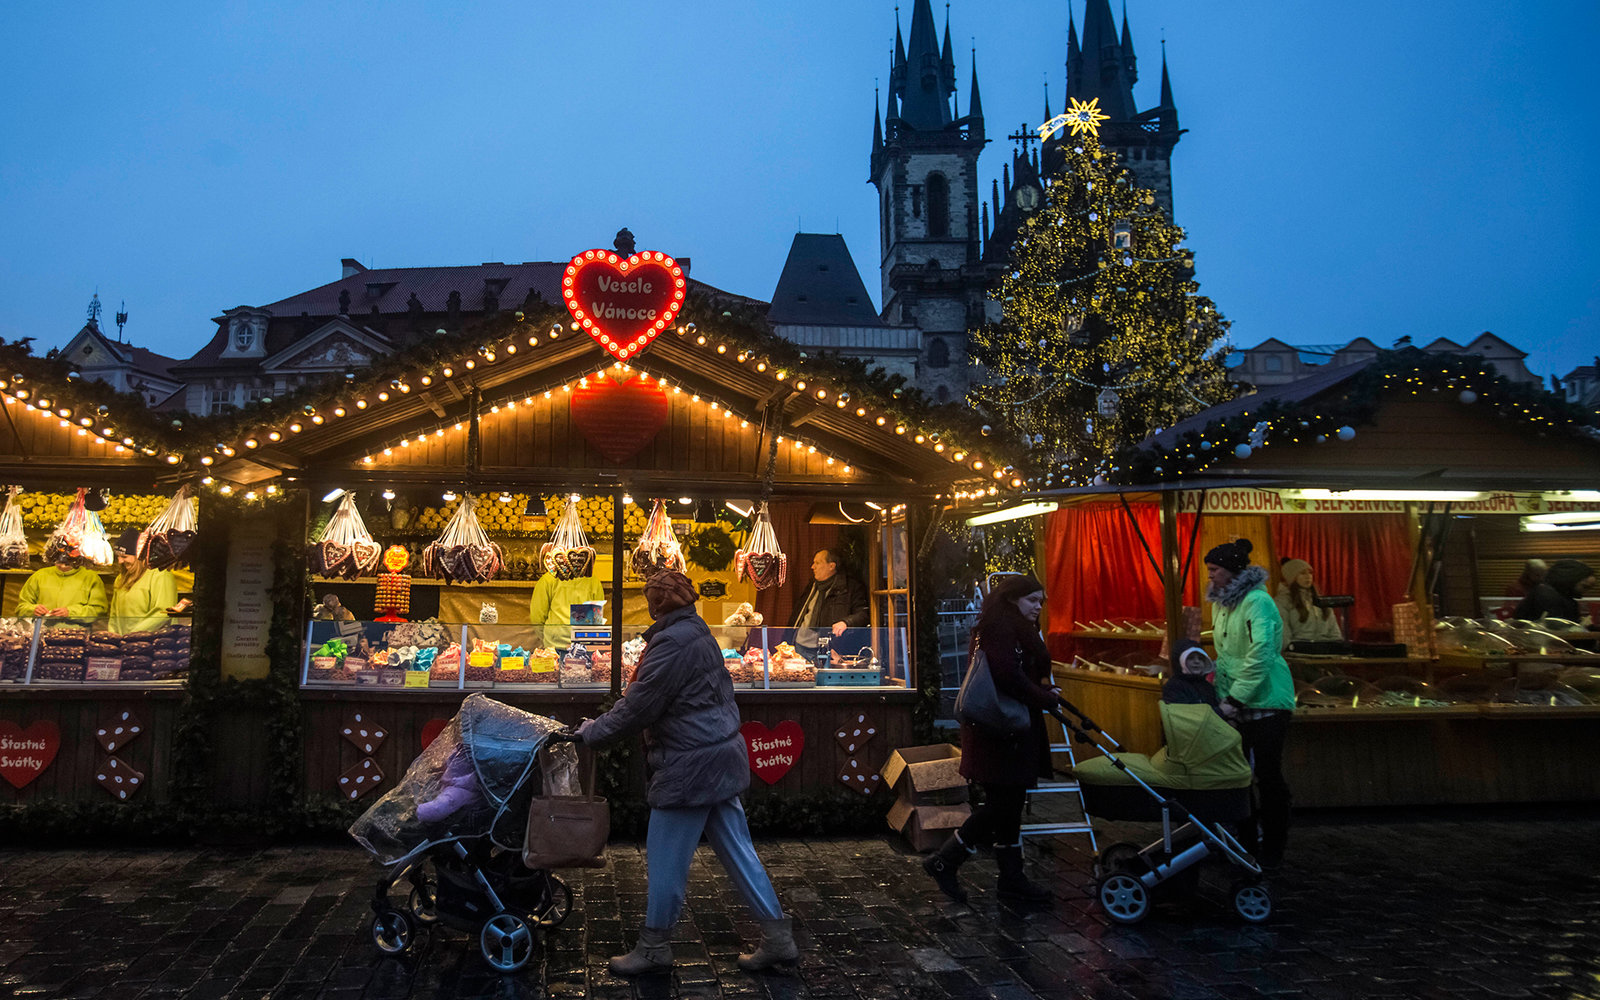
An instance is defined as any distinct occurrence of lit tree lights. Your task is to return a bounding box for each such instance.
[970,116,1232,487]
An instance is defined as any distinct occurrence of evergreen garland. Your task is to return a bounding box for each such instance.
[1119,347,1600,483]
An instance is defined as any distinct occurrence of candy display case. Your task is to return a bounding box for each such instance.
[0,615,192,686]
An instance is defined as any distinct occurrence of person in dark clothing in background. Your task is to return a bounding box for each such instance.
[789,549,870,662]
[1513,559,1595,625]
[922,574,1059,905]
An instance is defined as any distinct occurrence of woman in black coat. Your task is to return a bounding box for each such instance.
[923,574,1060,903]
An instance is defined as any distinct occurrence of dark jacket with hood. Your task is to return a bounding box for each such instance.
[576,604,749,808]
[1513,559,1593,623]
[959,612,1059,787]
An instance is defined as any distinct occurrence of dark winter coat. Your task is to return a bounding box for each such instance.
[1162,673,1222,712]
[958,614,1059,787]
[789,573,870,630]
[576,605,749,809]
[1514,559,1593,623]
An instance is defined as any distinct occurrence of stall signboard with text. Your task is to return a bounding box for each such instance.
[561,249,687,361]
[1173,489,1600,516]
[741,720,804,785]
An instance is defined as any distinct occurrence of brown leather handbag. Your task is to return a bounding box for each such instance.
[523,746,609,869]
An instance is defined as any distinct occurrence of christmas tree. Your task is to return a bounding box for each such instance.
[970,99,1233,487]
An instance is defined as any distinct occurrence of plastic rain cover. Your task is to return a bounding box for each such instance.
[349,692,580,865]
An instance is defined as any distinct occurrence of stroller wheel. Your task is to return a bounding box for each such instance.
[1096,842,1145,878]
[1231,882,1273,924]
[1097,872,1151,925]
[370,908,416,955]
[480,912,536,972]
[407,869,438,924]
[535,874,574,928]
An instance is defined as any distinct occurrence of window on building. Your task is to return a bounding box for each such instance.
[927,337,950,368]
[1264,355,1284,372]
[926,173,949,237]
[936,385,950,403]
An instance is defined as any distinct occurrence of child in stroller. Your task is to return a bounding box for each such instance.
[1067,641,1272,924]
[349,693,583,972]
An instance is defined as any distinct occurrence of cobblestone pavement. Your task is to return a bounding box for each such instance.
[2,807,1598,1000]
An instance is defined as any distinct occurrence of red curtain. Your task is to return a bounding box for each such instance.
[1268,513,1412,634]
[750,502,841,628]
[1041,504,1195,660]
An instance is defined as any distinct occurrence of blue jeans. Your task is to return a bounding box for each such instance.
[645,796,784,929]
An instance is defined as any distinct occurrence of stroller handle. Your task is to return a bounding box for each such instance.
[1053,696,1120,750]
[544,729,580,745]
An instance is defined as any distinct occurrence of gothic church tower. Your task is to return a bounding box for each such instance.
[869,0,987,403]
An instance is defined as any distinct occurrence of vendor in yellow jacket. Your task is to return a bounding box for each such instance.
[16,546,109,623]
[527,569,603,651]
[109,529,179,634]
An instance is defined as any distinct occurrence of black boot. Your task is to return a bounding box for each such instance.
[995,843,1051,902]
[922,832,975,903]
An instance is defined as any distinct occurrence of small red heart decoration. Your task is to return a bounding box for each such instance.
[561,248,687,362]
[741,720,805,785]
[570,373,671,463]
[420,718,449,751]
[0,720,60,789]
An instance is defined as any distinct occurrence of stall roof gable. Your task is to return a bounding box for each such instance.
[223,324,999,490]
[1148,359,1373,448]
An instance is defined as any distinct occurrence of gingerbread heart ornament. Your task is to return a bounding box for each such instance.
[0,720,60,789]
[561,248,687,362]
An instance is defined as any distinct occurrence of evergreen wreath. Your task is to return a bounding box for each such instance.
[682,525,737,571]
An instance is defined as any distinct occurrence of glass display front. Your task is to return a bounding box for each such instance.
[301,618,910,692]
[0,615,192,686]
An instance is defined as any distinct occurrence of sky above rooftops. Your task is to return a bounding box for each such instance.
[1,1,1595,380]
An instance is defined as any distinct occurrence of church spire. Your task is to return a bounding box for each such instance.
[872,86,884,155]
[1120,0,1137,85]
[1069,0,1137,120]
[1159,40,1175,109]
[1066,4,1080,91]
[968,50,984,121]
[897,0,955,130]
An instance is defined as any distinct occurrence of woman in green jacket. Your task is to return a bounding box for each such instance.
[16,550,108,622]
[109,529,179,634]
[1205,538,1294,868]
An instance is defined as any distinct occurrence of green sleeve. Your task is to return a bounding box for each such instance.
[16,572,41,616]
[121,572,178,633]
[70,573,109,619]
[528,573,554,625]
[1228,592,1284,706]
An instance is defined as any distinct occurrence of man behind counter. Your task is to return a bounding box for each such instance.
[789,549,869,663]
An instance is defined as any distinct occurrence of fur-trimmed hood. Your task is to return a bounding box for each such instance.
[1207,565,1268,609]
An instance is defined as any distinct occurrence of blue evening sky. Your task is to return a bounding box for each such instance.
[2,2,1596,380]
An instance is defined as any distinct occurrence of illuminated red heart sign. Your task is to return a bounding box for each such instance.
[561,248,687,361]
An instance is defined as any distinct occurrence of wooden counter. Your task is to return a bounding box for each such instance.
[1050,663,1600,807]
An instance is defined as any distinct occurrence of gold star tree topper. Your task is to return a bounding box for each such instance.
[1037,97,1111,141]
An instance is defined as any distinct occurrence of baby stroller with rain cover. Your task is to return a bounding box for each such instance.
[349,693,584,972]
[1059,697,1272,925]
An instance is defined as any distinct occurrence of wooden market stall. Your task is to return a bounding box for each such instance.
[1031,351,1600,807]
[0,372,196,809]
[196,267,1013,812]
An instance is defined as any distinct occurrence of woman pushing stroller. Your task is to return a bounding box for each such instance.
[569,569,797,976]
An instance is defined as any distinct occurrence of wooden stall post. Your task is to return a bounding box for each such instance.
[1159,490,1184,663]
